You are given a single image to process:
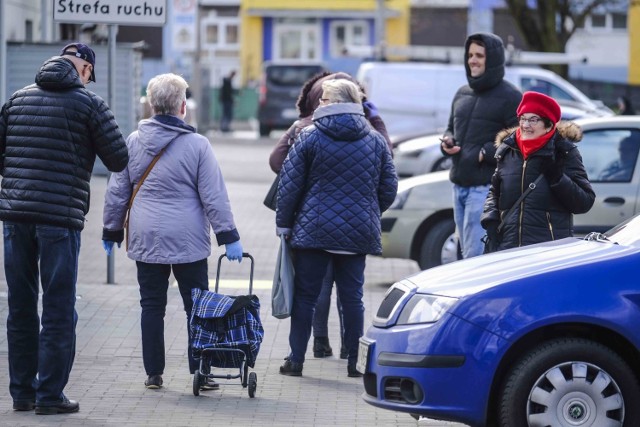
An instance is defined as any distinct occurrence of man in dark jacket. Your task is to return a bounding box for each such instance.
[0,43,129,415]
[219,70,236,132]
[441,32,522,259]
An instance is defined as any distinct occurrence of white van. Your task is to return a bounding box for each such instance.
[356,62,613,138]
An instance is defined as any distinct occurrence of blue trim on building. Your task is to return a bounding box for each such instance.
[263,18,273,61]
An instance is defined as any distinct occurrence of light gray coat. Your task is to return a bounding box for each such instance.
[103,117,239,264]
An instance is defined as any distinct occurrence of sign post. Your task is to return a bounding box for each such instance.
[54,0,167,284]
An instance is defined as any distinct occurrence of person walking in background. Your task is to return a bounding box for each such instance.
[269,71,393,360]
[617,96,636,115]
[0,43,129,414]
[219,70,236,132]
[102,73,243,391]
[276,78,397,378]
[441,32,522,259]
[481,91,595,251]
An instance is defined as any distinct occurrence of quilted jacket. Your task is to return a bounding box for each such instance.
[480,122,595,250]
[0,56,128,230]
[276,103,397,255]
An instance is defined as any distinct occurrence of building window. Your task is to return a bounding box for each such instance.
[273,23,320,61]
[201,15,239,49]
[25,20,33,42]
[206,24,219,44]
[330,20,368,57]
[591,14,607,29]
[612,13,627,29]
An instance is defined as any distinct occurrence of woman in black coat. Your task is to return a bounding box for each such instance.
[481,91,595,251]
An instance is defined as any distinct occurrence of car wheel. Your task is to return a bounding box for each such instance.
[498,338,640,427]
[431,157,452,172]
[259,123,271,137]
[418,218,458,269]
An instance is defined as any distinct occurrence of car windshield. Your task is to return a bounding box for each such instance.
[266,66,323,86]
[602,214,640,246]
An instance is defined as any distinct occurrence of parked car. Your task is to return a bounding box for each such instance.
[357,61,613,138]
[393,101,611,178]
[256,62,327,137]
[358,213,640,426]
[381,116,640,269]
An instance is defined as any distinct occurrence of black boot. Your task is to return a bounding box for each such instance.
[340,338,348,359]
[313,336,333,358]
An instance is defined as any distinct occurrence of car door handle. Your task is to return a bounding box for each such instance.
[603,197,625,206]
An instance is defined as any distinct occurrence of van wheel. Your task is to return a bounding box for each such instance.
[418,218,458,269]
[259,123,271,137]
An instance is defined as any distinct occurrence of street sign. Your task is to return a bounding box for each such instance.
[54,0,167,26]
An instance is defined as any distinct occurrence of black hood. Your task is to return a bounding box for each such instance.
[464,32,506,92]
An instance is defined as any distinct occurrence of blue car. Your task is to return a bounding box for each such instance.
[358,215,640,427]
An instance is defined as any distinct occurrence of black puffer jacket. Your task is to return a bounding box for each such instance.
[480,122,595,250]
[0,56,128,230]
[443,32,522,187]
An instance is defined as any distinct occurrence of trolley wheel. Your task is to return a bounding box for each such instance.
[248,372,257,398]
[193,370,201,396]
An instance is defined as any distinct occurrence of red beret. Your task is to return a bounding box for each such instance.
[516,91,561,123]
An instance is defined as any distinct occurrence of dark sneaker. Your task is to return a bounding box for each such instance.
[313,336,333,358]
[199,376,220,391]
[279,358,303,376]
[347,363,363,378]
[13,400,35,411]
[144,375,163,389]
[35,397,79,415]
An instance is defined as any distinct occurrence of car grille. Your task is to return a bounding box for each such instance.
[376,287,406,319]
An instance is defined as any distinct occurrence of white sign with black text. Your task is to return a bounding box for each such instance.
[54,0,167,26]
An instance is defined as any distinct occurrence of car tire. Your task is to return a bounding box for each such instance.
[498,338,640,427]
[418,218,458,269]
[431,156,452,172]
[259,123,271,137]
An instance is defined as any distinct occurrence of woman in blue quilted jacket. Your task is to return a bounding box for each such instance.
[276,79,398,378]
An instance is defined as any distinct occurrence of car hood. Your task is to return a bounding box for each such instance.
[403,237,636,298]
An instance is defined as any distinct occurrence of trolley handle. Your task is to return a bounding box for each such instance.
[215,253,255,294]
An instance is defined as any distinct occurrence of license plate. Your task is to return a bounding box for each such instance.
[356,338,371,374]
[282,108,298,119]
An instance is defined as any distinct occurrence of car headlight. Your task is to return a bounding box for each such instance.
[389,188,412,210]
[396,294,458,325]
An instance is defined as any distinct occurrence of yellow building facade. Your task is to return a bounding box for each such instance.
[239,0,410,84]
[630,1,640,85]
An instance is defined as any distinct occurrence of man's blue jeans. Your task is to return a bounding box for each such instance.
[4,222,80,406]
[289,249,365,365]
[136,259,209,376]
[453,184,490,259]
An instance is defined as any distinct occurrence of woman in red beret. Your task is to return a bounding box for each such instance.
[480,91,595,251]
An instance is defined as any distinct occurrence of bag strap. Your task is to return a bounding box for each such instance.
[497,174,544,234]
[124,134,181,249]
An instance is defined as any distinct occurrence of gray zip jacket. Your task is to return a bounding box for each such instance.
[103,116,239,264]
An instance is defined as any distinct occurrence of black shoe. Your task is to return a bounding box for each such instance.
[313,336,333,358]
[340,346,348,360]
[279,358,303,376]
[199,376,220,391]
[13,400,35,411]
[35,397,79,415]
[347,363,363,378]
[144,374,163,389]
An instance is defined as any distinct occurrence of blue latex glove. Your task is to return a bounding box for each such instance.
[102,240,120,256]
[363,101,379,119]
[225,240,243,263]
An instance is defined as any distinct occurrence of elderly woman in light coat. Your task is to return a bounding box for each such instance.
[102,73,243,390]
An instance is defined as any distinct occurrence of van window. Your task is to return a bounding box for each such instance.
[266,65,323,86]
[521,78,574,103]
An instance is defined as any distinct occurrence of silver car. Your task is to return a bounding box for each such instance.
[382,116,640,269]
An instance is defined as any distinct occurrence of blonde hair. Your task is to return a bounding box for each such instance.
[321,79,363,104]
[146,73,189,115]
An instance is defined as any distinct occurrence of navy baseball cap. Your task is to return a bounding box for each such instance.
[60,43,96,82]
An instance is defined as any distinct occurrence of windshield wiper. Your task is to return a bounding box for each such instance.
[584,232,617,244]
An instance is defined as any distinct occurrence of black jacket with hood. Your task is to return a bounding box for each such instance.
[443,32,522,187]
[480,122,595,250]
[0,56,129,230]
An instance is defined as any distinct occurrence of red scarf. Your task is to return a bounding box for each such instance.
[515,127,555,160]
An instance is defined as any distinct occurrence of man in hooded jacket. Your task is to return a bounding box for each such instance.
[441,32,522,259]
[0,43,129,414]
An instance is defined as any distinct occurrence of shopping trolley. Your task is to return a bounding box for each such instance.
[189,253,263,398]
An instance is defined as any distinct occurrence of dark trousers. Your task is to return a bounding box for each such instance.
[220,101,233,132]
[136,259,209,376]
[312,260,344,340]
[4,222,80,406]
[289,249,365,364]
